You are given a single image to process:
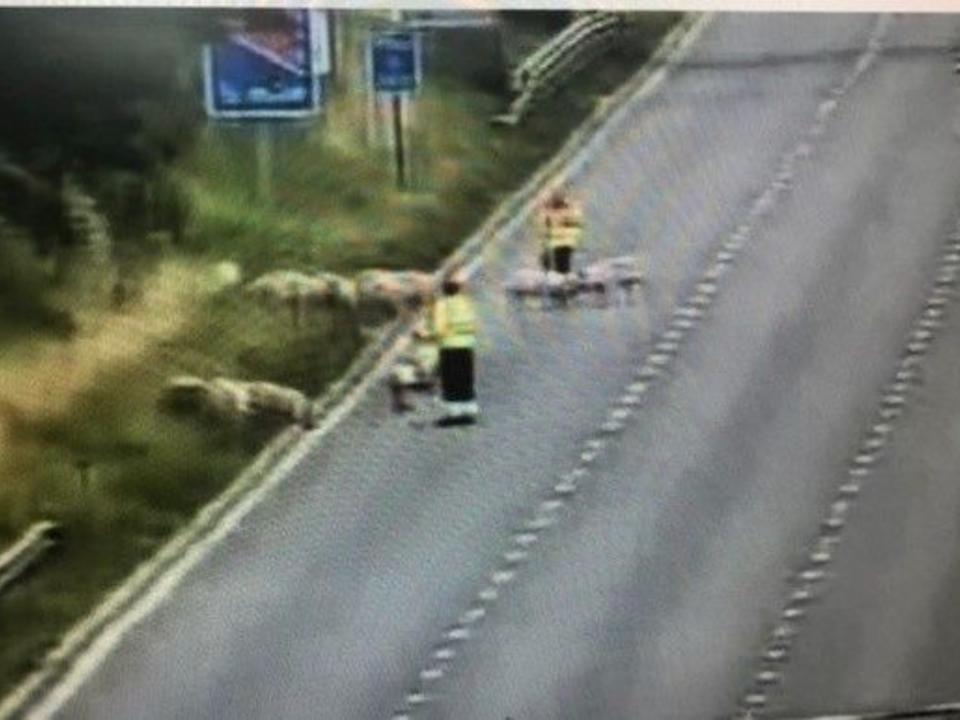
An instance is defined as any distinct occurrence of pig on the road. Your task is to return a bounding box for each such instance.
[503,268,577,303]
[577,255,645,305]
[503,254,645,307]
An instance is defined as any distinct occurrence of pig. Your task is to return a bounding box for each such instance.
[577,255,645,306]
[503,268,576,304]
[162,376,310,425]
[162,375,216,414]
[205,378,254,420]
[246,381,311,424]
[355,269,435,311]
[245,270,354,308]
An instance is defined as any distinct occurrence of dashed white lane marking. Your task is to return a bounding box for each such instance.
[799,569,827,584]
[637,363,663,380]
[432,646,456,661]
[445,626,471,641]
[420,667,444,683]
[816,98,839,121]
[627,380,649,394]
[756,670,781,684]
[405,692,427,706]
[503,550,528,565]
[655,339,681,354]
[675,305,705,319]
[461,607,487,625]
[539,498,564,514]
[764,648,788,662]
[783,607,807,620]
[525,515,556,531]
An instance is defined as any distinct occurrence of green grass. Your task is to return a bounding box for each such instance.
[0,231,75,341]
[163,287,364,397]
[0,359,253,681]
[0,11,681,698]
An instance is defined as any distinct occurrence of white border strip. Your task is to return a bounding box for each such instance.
[2,2,960,12]
[775,700,960,719]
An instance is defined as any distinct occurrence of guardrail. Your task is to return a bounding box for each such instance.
[494,12,626,126]
[0,521,61,597]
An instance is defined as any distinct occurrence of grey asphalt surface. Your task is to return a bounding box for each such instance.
[46,13,960,720]
[771,25,960,712]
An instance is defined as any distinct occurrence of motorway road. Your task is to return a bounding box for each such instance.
[38,13,960,720]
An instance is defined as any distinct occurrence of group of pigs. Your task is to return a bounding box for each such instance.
[242,253,645,315]
[165,256,645,422]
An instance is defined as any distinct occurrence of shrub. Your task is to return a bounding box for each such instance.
[0,232,75,338]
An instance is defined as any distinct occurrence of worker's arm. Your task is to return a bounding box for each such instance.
[535,209,550,248]
[431,301,447,340]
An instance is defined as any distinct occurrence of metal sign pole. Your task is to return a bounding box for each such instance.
[328,10,340,81]
[255,123,273,203]
[365,34,377,148]
[392,93,406,190]
[371,29,420,190]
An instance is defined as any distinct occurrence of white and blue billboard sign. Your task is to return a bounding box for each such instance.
[370,31,421,95]
[204,9,331,120]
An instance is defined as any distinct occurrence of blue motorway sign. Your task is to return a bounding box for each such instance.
[371,32,421,94]
[204,9,330,119]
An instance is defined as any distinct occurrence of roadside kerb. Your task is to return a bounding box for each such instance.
[0,522,61,598]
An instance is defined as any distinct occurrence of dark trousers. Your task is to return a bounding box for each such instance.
[540,246,574,274]
[439,347,475,402]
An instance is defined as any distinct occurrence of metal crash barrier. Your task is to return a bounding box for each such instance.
[494,12,626,126]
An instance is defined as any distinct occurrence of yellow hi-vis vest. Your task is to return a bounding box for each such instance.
[433,295,476,350]
[541,205,583,251]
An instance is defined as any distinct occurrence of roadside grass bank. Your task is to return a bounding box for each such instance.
[0,11,680,697]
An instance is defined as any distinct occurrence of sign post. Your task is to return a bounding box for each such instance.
[202,10,332,202]
[255,123,273,202]
[370,31,421,190]
[391,94,406,190]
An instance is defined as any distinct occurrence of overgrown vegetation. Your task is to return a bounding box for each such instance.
[0,9,681,697]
